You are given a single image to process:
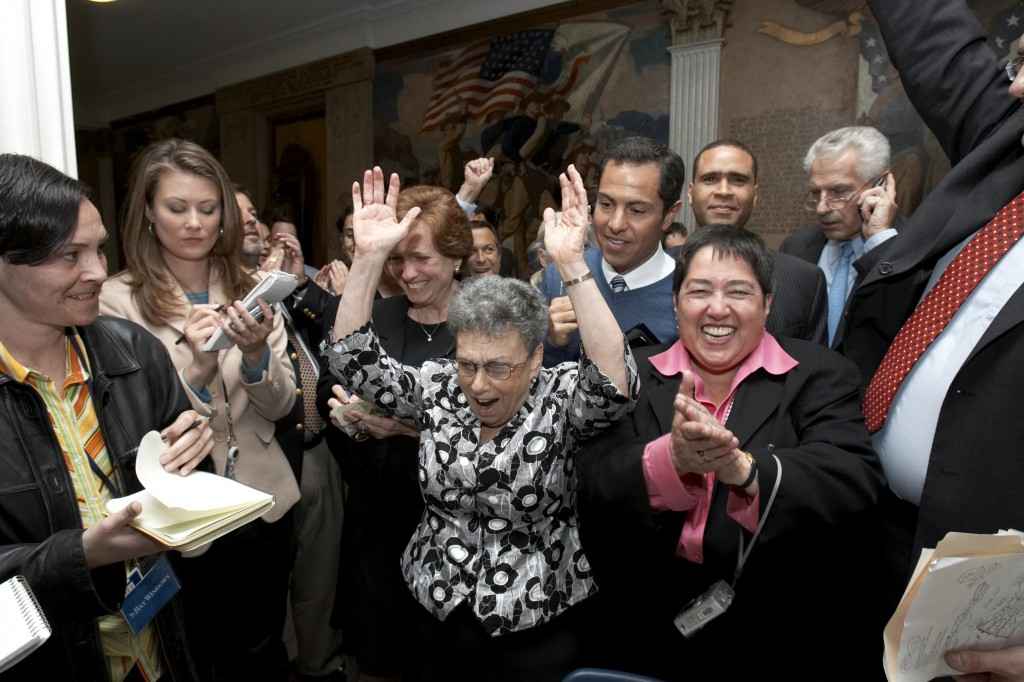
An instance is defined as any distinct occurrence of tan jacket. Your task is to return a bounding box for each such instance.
[99,268,299,521]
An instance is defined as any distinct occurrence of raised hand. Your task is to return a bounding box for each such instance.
[458,157,495,204]
[351,167,421,259]
[859,171,898,240]
[543,165,590,267]
[270,232,307,284]
[326,260,349,295]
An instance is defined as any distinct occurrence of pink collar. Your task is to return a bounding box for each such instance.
[649,333,798,407]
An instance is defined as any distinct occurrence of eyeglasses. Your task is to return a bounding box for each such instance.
[1007,54,1024,82]
[455,359,528,381]
[803,172,888,212]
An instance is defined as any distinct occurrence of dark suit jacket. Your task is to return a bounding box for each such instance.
[779,224,827,265]
[844,0,1024,581]
[578,337,884,679]
[315,295,455,632]
[770,250,828,344]
[780,223,904,347]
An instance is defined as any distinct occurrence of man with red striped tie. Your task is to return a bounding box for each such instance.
[844,1,1024,678]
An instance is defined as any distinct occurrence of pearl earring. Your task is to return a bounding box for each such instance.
[148,222,154,235]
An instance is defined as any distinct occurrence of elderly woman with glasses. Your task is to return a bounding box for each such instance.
[323,165,637,682]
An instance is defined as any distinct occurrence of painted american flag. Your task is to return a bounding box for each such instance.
[420,30,556,132]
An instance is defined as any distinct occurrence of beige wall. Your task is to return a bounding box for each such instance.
[719,1,860,248]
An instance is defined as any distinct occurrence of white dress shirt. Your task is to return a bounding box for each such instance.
[875,233,1024,504]
[601,246,676,291]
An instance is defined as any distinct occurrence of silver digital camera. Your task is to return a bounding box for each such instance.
[673,579,735,638]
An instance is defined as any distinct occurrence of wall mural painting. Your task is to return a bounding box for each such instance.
[374,0,671,275]
[759,0,1024,219]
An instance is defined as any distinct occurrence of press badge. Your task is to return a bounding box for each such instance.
[673,579,735,638]
[121,556,180,634]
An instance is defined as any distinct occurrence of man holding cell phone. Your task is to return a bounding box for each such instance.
[780,126,900,347]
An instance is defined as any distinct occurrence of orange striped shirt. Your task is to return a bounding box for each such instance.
[0,335,161,681]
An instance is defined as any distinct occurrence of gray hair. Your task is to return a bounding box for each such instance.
[803,126,890,182]
[447,275,548,353]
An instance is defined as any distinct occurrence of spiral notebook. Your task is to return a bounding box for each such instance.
[0,576,50,673]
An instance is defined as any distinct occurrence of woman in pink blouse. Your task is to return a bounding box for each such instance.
[578,226,886,680]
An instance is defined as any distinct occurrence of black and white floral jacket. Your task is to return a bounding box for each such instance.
[324,323,638,635]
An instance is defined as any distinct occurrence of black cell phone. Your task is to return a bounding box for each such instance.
[624,322,660,349]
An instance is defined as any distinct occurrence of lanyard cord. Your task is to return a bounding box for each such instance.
[68,333,124,498]
[218,371,240,479]
[732,451,782,587]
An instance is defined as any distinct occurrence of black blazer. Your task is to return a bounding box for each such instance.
[315,294,457,629]
[578,337,884,679]
[779,224,827,265]
[844,0,1024,576]
[769,250,828,344]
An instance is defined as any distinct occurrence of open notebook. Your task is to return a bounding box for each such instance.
[201,270,298,352]
[106,431,275,552]
[0,576,51,673]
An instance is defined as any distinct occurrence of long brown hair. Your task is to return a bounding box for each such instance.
[119,139,253,326]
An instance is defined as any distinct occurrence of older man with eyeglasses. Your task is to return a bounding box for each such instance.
[779,126,899,347]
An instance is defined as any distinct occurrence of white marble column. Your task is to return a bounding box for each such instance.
[0,0,77,176]
[669,39,723,230]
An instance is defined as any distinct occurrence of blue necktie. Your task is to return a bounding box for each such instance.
[610,275,627,293]
[827,241,854,345]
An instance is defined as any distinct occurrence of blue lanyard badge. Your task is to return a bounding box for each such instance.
[120,555,180,634]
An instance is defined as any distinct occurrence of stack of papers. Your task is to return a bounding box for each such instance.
[201,270,298,351]
[884,530,1024,681]
[106,432,275,552]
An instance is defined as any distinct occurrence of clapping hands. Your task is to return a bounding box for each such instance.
[669,371,741,477]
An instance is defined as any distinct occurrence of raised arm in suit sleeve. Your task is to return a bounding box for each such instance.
[869,0,1017,164]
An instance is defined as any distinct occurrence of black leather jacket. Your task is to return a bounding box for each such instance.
[0,317,200,681]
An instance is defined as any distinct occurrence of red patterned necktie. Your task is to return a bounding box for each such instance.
[863,190,1024,433]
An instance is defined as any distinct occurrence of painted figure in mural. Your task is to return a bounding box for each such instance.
[438,108,469,192]
[687,139,828,345]
[758,2,938,217]
[779,126,899,348]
